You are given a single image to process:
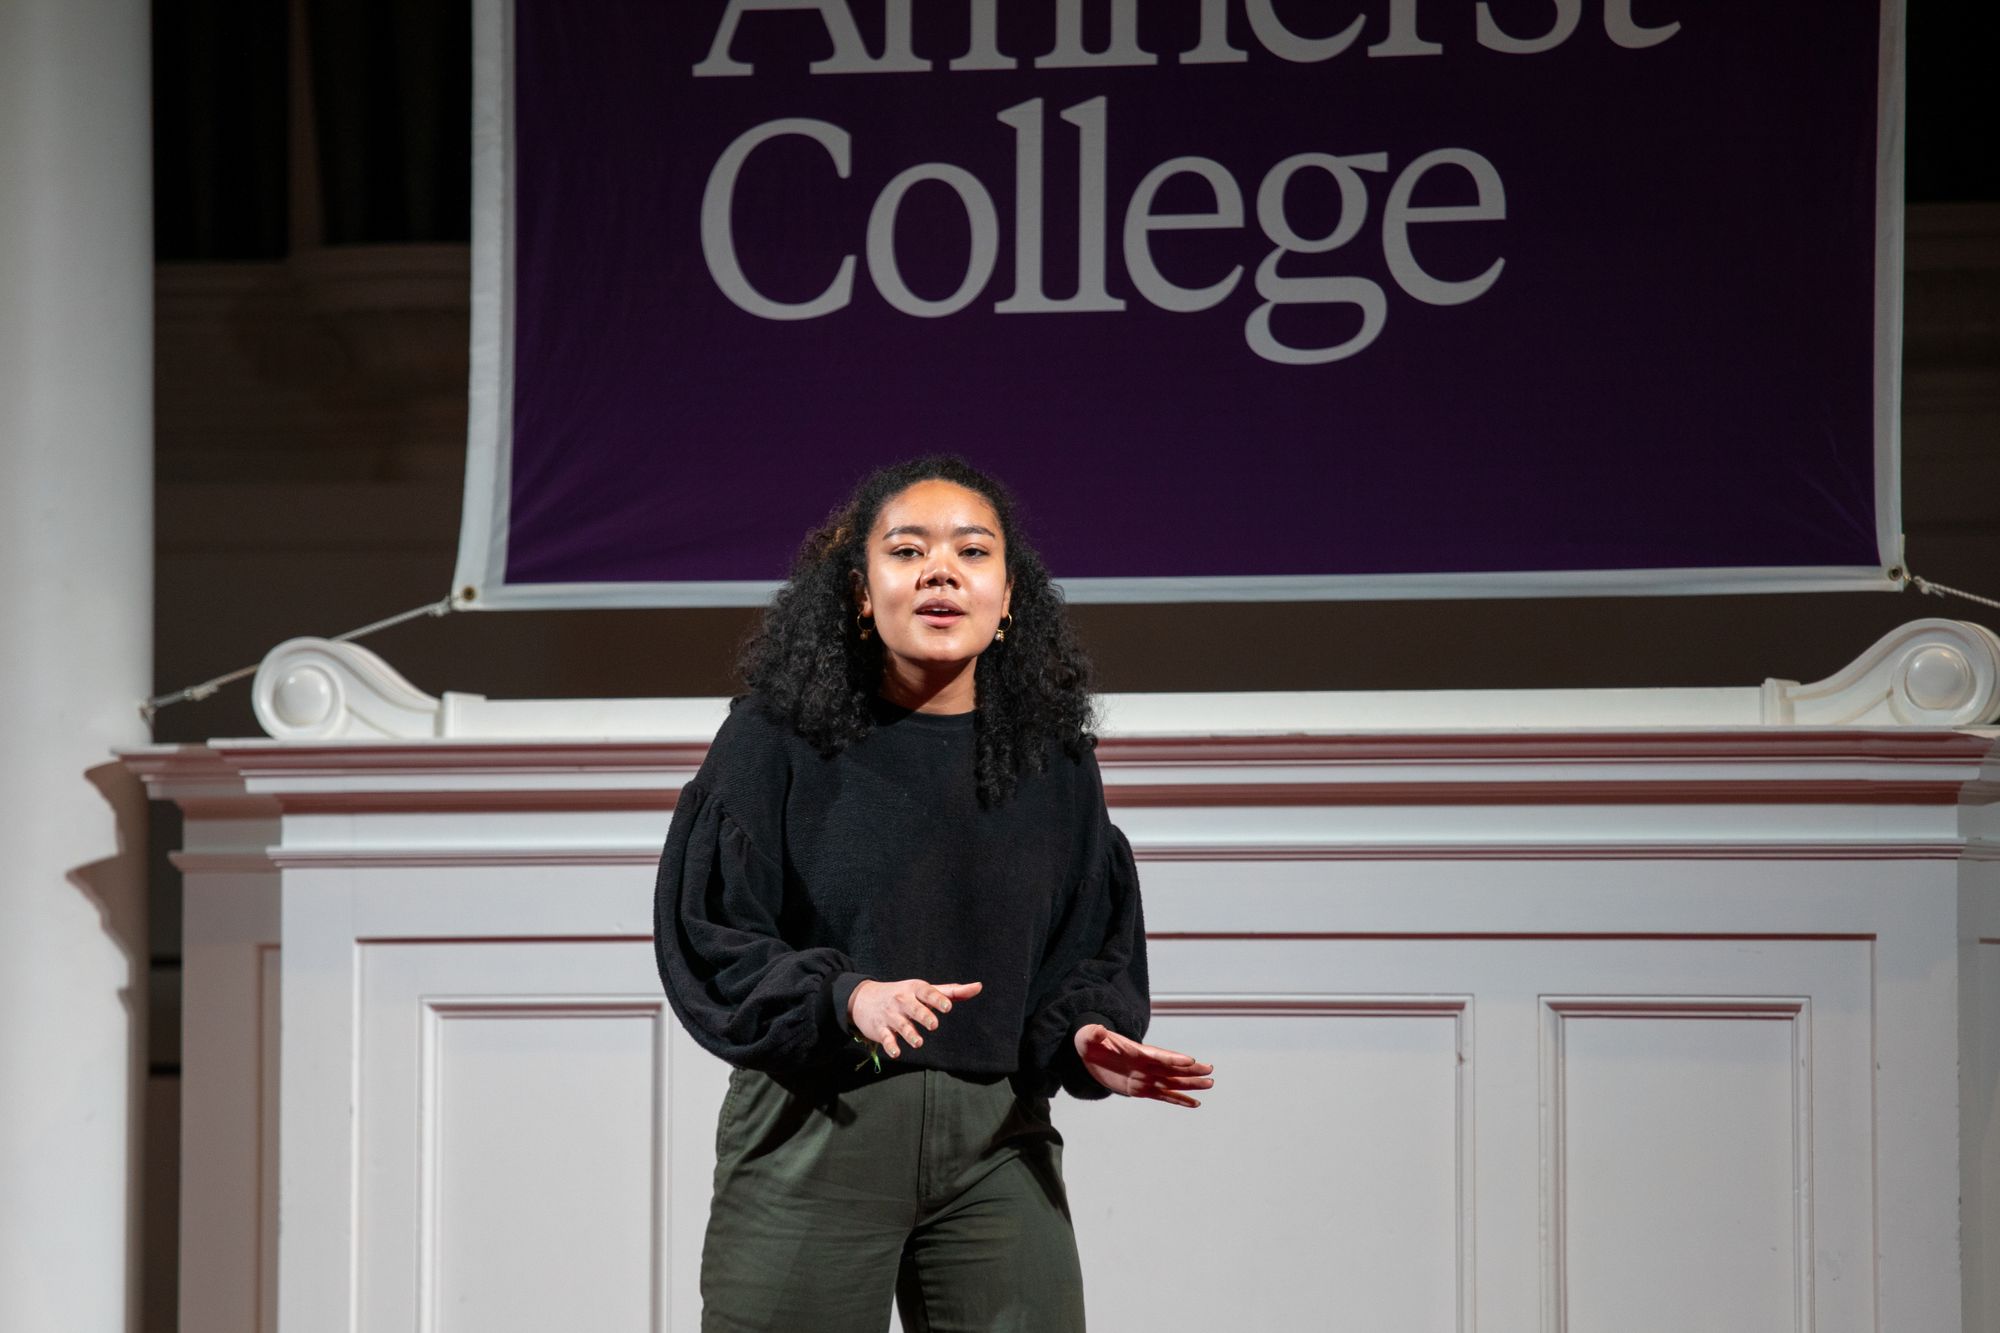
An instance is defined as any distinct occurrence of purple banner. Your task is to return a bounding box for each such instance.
[456,0,1900,607]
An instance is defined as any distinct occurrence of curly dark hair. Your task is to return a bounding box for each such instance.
[737,454,1099,806]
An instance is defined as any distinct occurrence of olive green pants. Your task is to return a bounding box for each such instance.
[700,1064,1087,1332]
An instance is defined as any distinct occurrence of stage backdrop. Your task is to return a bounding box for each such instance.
[454,0,1905,609]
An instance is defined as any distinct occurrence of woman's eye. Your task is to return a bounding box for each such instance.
[962,548,987,558]
[891,547,919,559]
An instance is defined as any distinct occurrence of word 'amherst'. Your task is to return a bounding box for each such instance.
[701,96,1505,366]
[693,0,1681,76]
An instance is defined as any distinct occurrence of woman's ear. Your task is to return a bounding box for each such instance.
[851,568,871,619]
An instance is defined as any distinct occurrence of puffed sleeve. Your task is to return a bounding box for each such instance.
[653,780,861,1073]
[1020,756,1152,1100]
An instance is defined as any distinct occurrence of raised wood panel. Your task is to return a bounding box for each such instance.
[1106,935,1873,1333]
[1064,999,1471,1333]
[354,940,697,1333]
[424,1005,660,1333]
[1546,1001,1808,1333]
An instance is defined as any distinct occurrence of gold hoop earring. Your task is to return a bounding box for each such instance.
[995,613,1012,642]
[856,612,872,641]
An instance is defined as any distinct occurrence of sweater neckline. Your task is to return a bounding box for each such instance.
[868,693,976,729]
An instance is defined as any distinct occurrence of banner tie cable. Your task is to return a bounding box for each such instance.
[140,595,458,727]
[1902,572,2000,613]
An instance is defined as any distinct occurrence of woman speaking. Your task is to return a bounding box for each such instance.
[654,454,1215,1331]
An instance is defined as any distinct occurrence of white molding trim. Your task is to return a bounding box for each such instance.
[124,723,2000,868]
[138,728,2000,802]
[160,839,1987,874]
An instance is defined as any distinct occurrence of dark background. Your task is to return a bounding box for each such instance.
[150,3,2000,263]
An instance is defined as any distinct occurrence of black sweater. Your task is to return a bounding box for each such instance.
[652,691,1150,1099]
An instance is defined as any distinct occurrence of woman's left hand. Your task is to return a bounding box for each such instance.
[1073,1024,1215,1107]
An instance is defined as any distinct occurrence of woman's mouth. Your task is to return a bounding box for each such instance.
[915,601,964,625]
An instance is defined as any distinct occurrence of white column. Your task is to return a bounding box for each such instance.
[0,2,155,1332]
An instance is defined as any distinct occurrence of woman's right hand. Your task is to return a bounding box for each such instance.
[848,979,982,1059]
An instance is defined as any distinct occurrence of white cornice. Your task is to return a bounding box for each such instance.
[165,837,1992,875]
[125,724,1997,866]
[120,722,1998,819]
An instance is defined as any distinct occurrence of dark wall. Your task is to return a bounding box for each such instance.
[152,4,2000,265]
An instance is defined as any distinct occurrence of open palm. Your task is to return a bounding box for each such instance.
[1074,1024,1215,1107]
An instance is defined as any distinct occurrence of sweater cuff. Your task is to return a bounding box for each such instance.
[831,972,870,1036]
[1071,1012,1115,1044]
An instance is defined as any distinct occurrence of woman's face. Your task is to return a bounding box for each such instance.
[853,479,1014,702]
